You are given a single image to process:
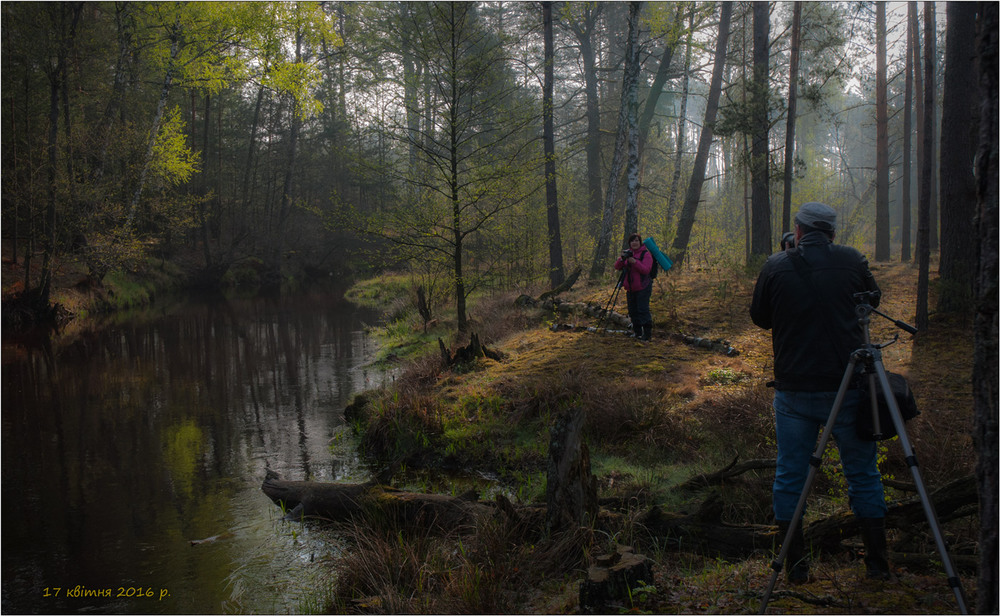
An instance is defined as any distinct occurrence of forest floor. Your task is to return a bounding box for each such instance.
[334,260,980,615]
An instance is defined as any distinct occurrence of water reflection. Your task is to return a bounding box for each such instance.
[2,289,380,614]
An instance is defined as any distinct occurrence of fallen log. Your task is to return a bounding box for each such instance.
[513,295,633,330]
[261,472,491,529]
[262,468,977,561]
[804,474,978,552]
[675,455,776,492]
[635,492,780,556]
[538,266,582,301]
[513,296,746,353]
[671,333,740,356]
[633,474,978,558]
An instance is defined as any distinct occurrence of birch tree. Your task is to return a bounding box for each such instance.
[589,1,642,280]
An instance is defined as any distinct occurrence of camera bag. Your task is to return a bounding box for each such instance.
[855,371,920,441]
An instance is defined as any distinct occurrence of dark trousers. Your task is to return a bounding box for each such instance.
[626,285,652,329]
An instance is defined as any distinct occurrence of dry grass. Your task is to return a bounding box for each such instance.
[329,510,594,614]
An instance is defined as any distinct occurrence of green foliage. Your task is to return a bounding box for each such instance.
[151,107,201,187]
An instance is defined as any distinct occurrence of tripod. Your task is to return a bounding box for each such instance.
[758,297,969,614]
[597,265,628,333]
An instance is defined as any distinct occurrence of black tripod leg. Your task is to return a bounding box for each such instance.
[598,267,627,333]
[873,362,969,614]
[758,354,860,614]
[867,371,883,439]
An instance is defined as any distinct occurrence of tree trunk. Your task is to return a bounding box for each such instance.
[875,2,890,261]
[634,5,681,239]
[37,3,81,311]
[623,2,642,242]
[589,2,642,281]
[241,83,266,216]
[911,2,924,255]
[96,2,134,180]
[401,3,420,175]
[916,2,936,332]
[543,2,564,289]
[973,5,999,614]
[902,3,914,262]
[937,2,979,313]
[449,25,468,332]
[781,3,801,234]
[39,56,60,310]
[637,5,681,157]
[749,1,771,259]
[199,93,214,268]
[266,30,304,292]
[545,407,599,533]
[671,3,732,267]
[126,18,181,229]
[566,6,603,239]
[667,6,695,230]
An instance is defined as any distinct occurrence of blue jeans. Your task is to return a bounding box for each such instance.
[773,389,887,521]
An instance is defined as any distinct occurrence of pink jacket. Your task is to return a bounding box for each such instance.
[614,246,653,291]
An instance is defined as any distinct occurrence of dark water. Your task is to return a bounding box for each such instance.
[2,289,383,614]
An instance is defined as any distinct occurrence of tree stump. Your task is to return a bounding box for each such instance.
[439,333,503,369]
[545,407,599,533]
[579,545,654,614]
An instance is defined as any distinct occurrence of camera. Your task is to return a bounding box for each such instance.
[780,232,796,251]
[621,249,633,259]
[853,290,881,304]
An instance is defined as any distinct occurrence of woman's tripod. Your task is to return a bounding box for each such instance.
[758,295,969,614]
[597,265,628,332]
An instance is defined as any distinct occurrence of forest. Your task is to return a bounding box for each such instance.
[1,1,997,614]
[1,1,991,324]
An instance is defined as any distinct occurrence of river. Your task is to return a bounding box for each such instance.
[2,288,383,614]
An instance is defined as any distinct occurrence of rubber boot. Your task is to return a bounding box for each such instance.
[859,517,891,580]
[777,520,810,584]
[632,323,642,338]
[640,324,652,341]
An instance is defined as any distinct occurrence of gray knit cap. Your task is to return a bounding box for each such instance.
[794,201,836,231]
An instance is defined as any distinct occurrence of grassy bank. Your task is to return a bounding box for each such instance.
[330,263,979,614]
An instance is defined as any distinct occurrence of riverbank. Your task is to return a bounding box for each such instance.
[332,262,979,614]
[0,248,351,338]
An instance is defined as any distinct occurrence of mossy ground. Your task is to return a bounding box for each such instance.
[335,261,979,614]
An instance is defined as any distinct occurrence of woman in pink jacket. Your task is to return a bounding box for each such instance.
[613,233,653,340]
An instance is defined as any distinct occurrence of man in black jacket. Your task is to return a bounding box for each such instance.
[750,202,890,584]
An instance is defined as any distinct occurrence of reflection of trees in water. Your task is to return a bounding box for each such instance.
[1,292,377,613]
